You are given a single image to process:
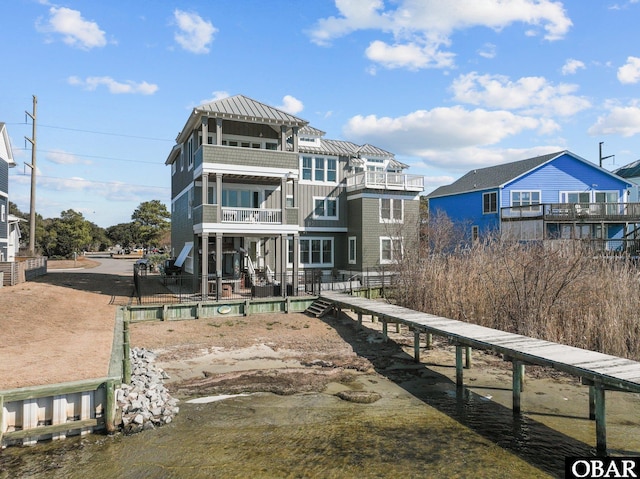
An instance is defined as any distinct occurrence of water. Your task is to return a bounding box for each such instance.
[3,342,640,479]
[4,376,629,479]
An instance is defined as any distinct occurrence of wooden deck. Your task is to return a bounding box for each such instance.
[321,291,640,455]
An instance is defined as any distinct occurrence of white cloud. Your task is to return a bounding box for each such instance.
[588,102,640,137]
[617,56,640,84]
[277,95,304,114]
[200,91,230,104]
[343,105,554,155]
[46,149,91,165]
[173,10,216,54]
[450,72,591,117]
[309,0,572,70]
[561,58,585,75]
[415,145,564,173]
[38,7,107,50]
[68,76,158,95]
[365,39,455,70]
[478,43,496,59]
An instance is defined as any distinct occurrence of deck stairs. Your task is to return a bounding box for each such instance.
[305,298,334,318]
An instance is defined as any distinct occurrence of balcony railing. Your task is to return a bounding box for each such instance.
[346,171,424,192]
[501,203,640,222]
[221,207,281,224]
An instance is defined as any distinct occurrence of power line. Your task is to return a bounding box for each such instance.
[12,172,170,190]
[14,148,162,165]
[8,121,174,142]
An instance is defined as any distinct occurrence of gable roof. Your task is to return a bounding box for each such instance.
[428,151,563,198]
[0,123,15,167]
[428,150,632,199]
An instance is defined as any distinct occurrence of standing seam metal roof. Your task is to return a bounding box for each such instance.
[196,95,308,126]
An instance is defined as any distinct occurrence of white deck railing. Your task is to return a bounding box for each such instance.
[221,207,281,224]
[346,172,424,191]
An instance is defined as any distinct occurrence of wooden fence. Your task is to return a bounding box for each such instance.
[0,257,47,287]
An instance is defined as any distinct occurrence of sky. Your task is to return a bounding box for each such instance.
[2,0,640,228]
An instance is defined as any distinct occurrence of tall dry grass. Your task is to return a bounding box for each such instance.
[391,215,640,360]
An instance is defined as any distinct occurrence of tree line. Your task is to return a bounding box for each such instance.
[9,200,170,259]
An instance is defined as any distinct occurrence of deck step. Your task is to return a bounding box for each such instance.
[305,298,334,318]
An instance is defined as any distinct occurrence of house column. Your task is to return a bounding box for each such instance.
[201,116,208,145]
[280,125,287,151]
[201,174,208,205]
[292,126,299,152]
[216,174,222,221]
[281,176,287,223]
[216,232,223,300]
[216,118,222,145]
[201,233,209,300]
[280,233,287,297]
[293,234,299,293]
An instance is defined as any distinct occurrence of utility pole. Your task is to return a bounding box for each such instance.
[25,95,37,256]
[599,141,614,168]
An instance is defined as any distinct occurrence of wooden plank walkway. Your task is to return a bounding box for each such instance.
[321,291,640,455]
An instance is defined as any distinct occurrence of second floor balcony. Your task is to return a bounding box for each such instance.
[346,171,424,192]
[501,203,640,223]
[194,204,299,226]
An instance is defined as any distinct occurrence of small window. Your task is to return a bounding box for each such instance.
[380,237,402,264]
[327,159,337,182]
[314,158,325,182]
[380,198,403,222]
[472,225,479,241]
[302,157,312,180]
[286,195,294,208]
[348,237,356,264]
[313,197,338,219]
[483,192,497,214]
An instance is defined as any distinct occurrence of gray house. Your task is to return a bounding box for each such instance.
[0,123,16,262]
[165,95,423,298]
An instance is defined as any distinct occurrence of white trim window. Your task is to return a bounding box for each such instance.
[483,192,497,214]
[313,197,338,219]
[299,237,333,267]
[1,204,5,222]
[380,237,402,264]
[187,137,194,170]
[380,198,403,223]
[300,155,338,184]
[511,190,541,213]
[348,236,357,264]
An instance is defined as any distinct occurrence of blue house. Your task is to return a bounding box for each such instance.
[427,151,640,252]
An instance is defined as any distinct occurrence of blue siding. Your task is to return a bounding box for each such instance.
[503,153,629,206]
[428,152,632,244]
[429,188,500,237]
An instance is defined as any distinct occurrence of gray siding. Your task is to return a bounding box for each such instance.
[171,192,194,259]
[0,161,8,194]
[349,194,421,269]
[201,145,298,170]
[298,183,347,228]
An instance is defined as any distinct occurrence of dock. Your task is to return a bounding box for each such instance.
[321,291,640,455]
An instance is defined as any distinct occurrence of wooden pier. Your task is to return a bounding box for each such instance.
[321,291,640,455]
